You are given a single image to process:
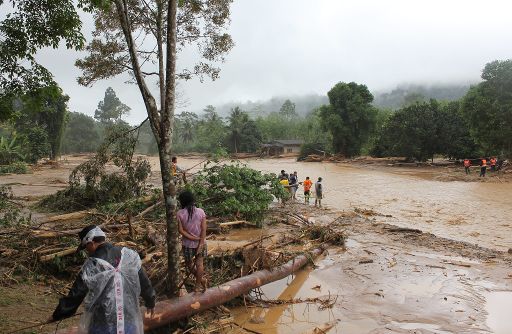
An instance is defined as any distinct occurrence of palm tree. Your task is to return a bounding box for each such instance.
[228,107,248,153]
[180,119,194,144]
[176,112,198,144]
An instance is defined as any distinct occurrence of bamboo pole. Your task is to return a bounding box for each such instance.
[39,247,76,262]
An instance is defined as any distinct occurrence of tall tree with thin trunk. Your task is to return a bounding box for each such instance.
[77,0,234,297]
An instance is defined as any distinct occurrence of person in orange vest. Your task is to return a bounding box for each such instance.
[302,176,313,204]
[463,159,471,175]
[479,158,487,177]
[490,157,497,172]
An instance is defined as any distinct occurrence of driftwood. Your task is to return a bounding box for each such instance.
[39,247,76,262]
[218,220,255,227]
[39,210,95,224]
[56,247,325,333]
[135,200,162,219]
[240,234,274,248]
[386,227,422,234]
[142,246,324,330]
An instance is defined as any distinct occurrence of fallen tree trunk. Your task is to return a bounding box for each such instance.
[143,246,324,330]
[39,210,95,224]
[39,247,76,262]
[56,246,324,334]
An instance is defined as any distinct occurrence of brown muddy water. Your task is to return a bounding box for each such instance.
[169,157,512,333]
[171,157,512,252]
[3,156,512,333]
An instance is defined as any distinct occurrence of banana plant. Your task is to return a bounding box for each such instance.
[0,134,25,165]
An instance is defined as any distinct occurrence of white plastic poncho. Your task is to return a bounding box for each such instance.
[79,247,143,334]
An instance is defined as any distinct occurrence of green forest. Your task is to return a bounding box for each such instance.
[2,59,511,174]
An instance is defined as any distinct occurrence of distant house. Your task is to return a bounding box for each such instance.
[261,139,304,156]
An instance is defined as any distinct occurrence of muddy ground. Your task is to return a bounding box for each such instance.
[1,155,512,333]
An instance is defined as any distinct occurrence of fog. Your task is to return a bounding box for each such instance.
[11,0,512,124]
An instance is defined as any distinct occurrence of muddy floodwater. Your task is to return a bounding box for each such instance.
[218,158,512,252]
[2,156,512,333]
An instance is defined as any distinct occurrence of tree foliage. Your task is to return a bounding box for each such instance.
[279,99,297,119]
[371,101,440,161]
[0,0,84,120]
[371,100,479,161]
[462,59,512,155]
[18,85,70,159]
[227,107,261,153]
[40,126,151,212]
[94,87,130,123]
[373,84,470,110]
[319,82,377,157]
[175,111,198,145]
[76,0,234,297]
[61,112,101,154]
[195,105,226,152]
[187,162,286,223]
[0,133,24,164]
[75,0,234,86]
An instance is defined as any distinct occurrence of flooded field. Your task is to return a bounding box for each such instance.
[233,158,512,252]
[3,155,511,252]
[2,155,512,334]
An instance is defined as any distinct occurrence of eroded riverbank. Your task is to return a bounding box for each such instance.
[226,205,512,334]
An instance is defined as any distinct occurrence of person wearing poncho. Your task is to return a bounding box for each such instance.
[50,225,156,334]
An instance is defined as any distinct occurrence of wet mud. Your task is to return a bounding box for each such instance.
[227,208,512,334]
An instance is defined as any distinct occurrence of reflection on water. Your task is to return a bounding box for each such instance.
[231,267,336,334]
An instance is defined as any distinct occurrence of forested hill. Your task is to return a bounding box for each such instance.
[372,83,472,110]
[211,94,328,117]
[205,83,473,117]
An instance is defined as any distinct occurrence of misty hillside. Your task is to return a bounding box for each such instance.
[372,83,472,109]
[209,94,328,117]
[199,83,473,118]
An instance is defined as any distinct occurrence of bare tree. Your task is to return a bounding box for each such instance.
[77,0,234,297]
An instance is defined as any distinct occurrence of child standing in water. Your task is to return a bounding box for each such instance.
[303,176,313,204]
[177,190,207,292]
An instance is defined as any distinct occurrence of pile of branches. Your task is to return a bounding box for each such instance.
[0,196,164,287]
[0,185,30,228]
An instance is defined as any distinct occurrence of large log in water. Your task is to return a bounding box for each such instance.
[143,246,324,330]
[56,247,324,333]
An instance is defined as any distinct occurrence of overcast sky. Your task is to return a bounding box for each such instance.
[29,0,512,124]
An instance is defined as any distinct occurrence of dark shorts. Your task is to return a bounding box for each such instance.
[316,192,323,199]
[304,190,311,196]
[182,245,207,262]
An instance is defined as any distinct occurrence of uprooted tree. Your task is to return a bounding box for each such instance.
[76,0,234,297]
[39,126,152,212]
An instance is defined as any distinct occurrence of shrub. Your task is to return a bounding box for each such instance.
[39,126,151,212]
[187,161,287,223]
[0,186,29,227]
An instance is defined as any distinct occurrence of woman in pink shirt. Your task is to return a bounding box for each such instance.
[177,190,207,292]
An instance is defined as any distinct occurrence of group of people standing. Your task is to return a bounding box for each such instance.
[279,170,324,207]
[463,157,499,177]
